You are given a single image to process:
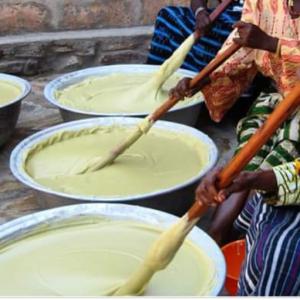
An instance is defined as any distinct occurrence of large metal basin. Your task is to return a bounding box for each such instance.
[44,65,203,126]
[0,203,226,296]
[0,74,31,147]
[10,117,218,216]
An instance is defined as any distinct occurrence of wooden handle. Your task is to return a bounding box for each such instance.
[150,43,241,122]
[189,43,241,87]
[209,0,235,22]
[218,82,300,188]
[188,82,300,221]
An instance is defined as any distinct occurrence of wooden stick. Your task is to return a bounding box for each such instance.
[193,0,234,40]
[154,0,235,88]
[187,82,300,221]
[78,2,238,174]
[78,43,241,174]
[149,43,241,122]
[114,83,300,296]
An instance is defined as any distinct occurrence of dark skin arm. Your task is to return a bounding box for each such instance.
[233,21,278,53]
[195,167,278,207]
[191,0,211,34]
[170,21,279,100]
[169,76,211,99]
[289,0,300,19]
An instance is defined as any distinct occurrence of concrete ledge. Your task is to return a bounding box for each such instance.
[0,26,154,76]
[0,26,154,45]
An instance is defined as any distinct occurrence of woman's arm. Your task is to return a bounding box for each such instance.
[191,0,211,33]
[195,159,300,207]
[233,21,279,53]
[268,159,300,206]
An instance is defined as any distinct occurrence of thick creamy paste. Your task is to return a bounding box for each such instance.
[55,34,202,114]
[24,126,209,197]
[0,220,215,296]
[55,73,201,114]
[0,80,21,106]
[114,215,200,295]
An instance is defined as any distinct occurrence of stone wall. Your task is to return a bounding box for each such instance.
[0,0,190,35]
[0,0,220,76]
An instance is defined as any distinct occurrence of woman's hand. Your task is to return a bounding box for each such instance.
[195,167,278,207]
[191,0,211,33]
[169,78,193,99]
[233,21,279,53]
[219,169,278,199]
[169,76,210,99]
[195,168,223,207]
[195,9,211,34]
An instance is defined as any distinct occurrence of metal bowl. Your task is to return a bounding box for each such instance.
[0,74,31,147]
[0,203,226,296]
[44,65,203,126]
[10,117,218,216]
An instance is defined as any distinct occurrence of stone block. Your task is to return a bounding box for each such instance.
[14,43,46,58]
[0,60,25,74]
[0,59,40,76]
[99,34,150,52]
[50,55,82,72]
[50,41,74,53]
[99,50,147,65]
[141,0,190,25]
[74,40,96,56]
[0,2,51,35]
[62,0,142,30]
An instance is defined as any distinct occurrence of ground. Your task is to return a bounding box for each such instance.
[0,73,239,228]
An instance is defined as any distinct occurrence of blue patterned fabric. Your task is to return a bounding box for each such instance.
[235,193,300,296]
[147,3,243,72]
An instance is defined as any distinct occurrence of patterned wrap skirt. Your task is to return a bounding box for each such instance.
[234,92,300,295]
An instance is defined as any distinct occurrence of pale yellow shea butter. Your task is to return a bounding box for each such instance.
[24,125,210,198]
[0,220,216,296]
[55,34,202,114]
[0,80,22,106]
[55,73,202,114]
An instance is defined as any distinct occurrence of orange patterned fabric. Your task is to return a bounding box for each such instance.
[202,0,300,122]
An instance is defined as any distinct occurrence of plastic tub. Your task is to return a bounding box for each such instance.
[221,239,246,295]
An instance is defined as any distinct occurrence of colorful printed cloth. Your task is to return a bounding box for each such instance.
[201,0,300,122]
[235,92,300,172]
[268,158,300,206]
[234,95,300,295]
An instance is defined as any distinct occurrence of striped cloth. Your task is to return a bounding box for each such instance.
[235,92,300,172]
[270,159,300,206]
[233,93,300,295]
[236,193,300,296]
[147,3,243,72]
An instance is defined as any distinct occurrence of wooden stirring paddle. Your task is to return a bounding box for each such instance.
[76,42,241,174]
[136,0,235,98]
[113,82,300,296]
